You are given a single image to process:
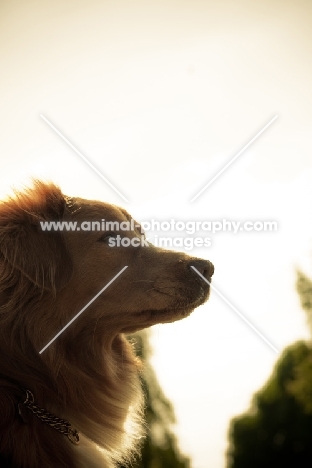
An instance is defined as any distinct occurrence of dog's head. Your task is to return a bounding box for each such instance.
[0,181,214,351]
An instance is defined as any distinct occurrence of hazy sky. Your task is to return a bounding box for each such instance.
[1,1,312,467]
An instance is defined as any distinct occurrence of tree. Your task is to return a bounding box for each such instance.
[297,270,312,334]
[227,270,312,468]
[120,330,191,468]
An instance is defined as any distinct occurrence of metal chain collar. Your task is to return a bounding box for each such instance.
[18,389,79,445]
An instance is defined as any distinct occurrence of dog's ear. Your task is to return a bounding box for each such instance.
[0,181,73,291]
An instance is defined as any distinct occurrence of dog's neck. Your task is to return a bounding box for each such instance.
[18,389,80,445]
[0,333,144,467]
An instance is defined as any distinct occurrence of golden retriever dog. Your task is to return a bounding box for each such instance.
[0,181,214,468]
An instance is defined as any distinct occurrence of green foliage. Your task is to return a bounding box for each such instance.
[227,269,312,468]
[296,270,312,332]
[120,331,191,468]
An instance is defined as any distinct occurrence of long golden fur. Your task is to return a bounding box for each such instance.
[0,181,214,467]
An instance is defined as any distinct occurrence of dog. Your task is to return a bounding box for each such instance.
[0,181,214,467]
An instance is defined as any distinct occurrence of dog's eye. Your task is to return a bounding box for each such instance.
[98,232,118,243]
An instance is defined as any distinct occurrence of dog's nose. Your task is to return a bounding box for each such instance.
[190,259,214,279]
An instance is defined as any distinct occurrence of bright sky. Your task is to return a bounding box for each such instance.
[1,1,312,467]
